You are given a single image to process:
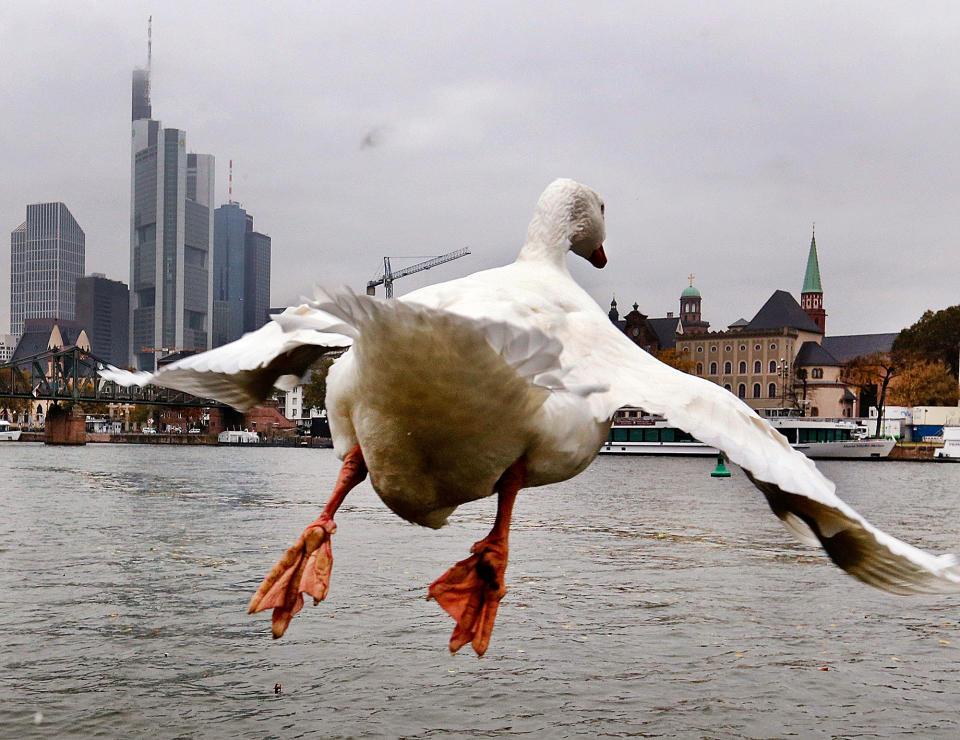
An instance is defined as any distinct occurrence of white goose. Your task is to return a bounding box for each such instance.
[102,179,960,657]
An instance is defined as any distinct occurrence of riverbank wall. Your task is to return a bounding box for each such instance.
[14,432,333,448]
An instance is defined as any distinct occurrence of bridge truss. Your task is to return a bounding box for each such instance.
[0,346,226,408]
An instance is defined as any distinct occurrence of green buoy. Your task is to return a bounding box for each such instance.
[711,451,731,478]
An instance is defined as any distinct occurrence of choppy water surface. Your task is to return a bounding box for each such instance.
[1,444,959,738]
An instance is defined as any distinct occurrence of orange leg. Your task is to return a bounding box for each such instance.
[429,456,526,657]
[248,445,367,638]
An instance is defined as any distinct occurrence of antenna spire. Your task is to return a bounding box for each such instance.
[229,159,233,204]
[147,16,152,71]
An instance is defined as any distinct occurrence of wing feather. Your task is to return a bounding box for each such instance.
[99,306,351,411]
[589,318,960,595]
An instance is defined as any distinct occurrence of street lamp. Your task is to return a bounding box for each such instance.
[777,357,790,409]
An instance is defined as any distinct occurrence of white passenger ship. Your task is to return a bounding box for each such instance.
[600,409,895,460]
[0,419,22,441]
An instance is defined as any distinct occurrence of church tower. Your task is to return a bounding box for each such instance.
[679,275,709,335]
[800,228,826,332]
[608,297,620,324]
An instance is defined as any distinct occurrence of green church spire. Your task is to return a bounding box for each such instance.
[802,227,822,294]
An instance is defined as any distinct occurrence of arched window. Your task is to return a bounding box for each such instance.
[812,368,823,379]
[769,360,777,373]
[737,384,746,398]
[724,361,732,373]
[696,362,703,374]
[753,360,761,373]
[768,383,777,398]
[724,384,731,391]
[752,383,761,398]
[738,361,746,373]
[710,362,718,374]
[811,406,820,416]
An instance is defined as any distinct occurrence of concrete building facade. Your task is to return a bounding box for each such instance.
[10,202,85,338]
[75,274,130,367]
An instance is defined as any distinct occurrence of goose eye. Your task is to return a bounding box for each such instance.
[600,202,605,216]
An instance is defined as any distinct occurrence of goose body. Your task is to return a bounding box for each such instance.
[101,178,960,655]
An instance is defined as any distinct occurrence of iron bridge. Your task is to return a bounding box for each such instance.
[0,346,227,408]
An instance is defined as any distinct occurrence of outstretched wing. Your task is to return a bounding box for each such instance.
[585,318,960,595]
[99,305,352,412]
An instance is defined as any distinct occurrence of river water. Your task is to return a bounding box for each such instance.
[1,443,959,738]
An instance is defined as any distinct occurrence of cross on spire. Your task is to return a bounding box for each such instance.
[688,273,695,286]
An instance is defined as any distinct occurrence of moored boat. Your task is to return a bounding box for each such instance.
[599,409,894,459]
[217,429,260,445]
[934,427,960,461]
[0,419,22,441]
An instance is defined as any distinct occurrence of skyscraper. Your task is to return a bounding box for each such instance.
[212,203,271,347]
[129,51,214,370]
[9,202,85,338]
[75,274,130,367]
[244,223,271,334]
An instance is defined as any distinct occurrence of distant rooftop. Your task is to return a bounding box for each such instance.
[822,333,897,364]
[746,290,822,334]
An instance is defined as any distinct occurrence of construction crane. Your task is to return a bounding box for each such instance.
[366,248,470,298]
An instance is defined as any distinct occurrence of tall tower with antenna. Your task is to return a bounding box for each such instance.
[131,17,152,121]
[129,17,216,370]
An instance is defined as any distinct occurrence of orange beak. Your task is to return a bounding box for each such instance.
[589,246,607,268]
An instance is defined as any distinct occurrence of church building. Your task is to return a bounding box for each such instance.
[673,230,893,417]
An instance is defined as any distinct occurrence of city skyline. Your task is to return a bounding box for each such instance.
[2,3,960,339]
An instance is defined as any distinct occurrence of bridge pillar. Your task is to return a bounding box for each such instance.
[45,404,86,445]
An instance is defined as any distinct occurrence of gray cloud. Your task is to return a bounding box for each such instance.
[2,1,959,337]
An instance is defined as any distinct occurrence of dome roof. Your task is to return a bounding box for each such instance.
[681,284,701,298]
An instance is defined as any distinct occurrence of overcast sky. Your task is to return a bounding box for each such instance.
[2,1,958,338]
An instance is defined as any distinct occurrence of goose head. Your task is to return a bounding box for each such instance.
[519,178,607,269]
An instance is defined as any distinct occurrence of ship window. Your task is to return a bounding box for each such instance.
[738,383,746,398]
[782,428,797,443]
[754,360,761,373]
[738,361,746,373]
[710,362,717,374]
[644,428,659,442]
[769,360,777,373]
[629,429,645,442]
[661,427,676,442]
[752,383,761,398]
[613,428,629,442]
[768,383,777,398]
[724,361,731,373]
